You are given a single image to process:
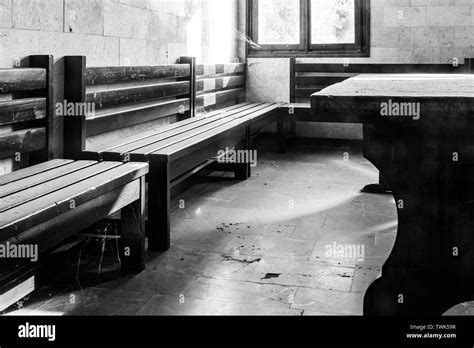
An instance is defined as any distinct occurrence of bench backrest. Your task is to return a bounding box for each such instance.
[63,56,196,158]
[290,57,474,103]
[0,55,54,172]
[196,63,246,115]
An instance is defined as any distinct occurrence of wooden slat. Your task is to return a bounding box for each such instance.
[246,103,281,122]
[289,57,296,103]
[135,103,269,150]
[0,68,46,93]
[86,81,190,109]
[0,160,97,198]
[196,101,252,117]
[294,86,326,98]
[88,103,257,157]
[196,88,245,108]
[0,162,122,212]
[294,74,354,86]
[134,103,278,160]
[196,64,245,77]
[86,98,191,136]
[86,65,191,85]
[158,118,249,161]
[196,76,245,94]
[6,180,141,255]
[29,55,54,161]
[294,63,470,74]
[0,159,73,186]
[0,98,46,126]
[0,275,36,311]
[102,103,269,160]
[0,127,46,160]
[179,56,196,119]
[0,162,149,240]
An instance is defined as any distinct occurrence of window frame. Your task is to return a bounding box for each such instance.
[247,0,370,58]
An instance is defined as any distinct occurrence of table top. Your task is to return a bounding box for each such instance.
[310,74,474,126]
[315,74,474,98]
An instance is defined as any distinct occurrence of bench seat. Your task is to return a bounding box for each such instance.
[79,102,282,250]
[0,159,149,310]
[84,102,282,161]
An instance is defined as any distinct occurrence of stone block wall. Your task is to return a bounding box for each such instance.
[0,0,242,167]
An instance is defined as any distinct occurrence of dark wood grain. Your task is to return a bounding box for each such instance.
[29,55,54,162]
[86,81,190,109]
[86,98,190,136]
[113,103,272,160]
[63,56,86,159]
[295,62,471,74]
[310,74,474,128]
[95,103,259,159]
[0,160,97,199]
[86,65,191,85]
[308,73,474,315]
[0,162,149,240]
[0,98,46,126]
[0,159,72,186]
[0,68,46,93]
[0,127,46,160]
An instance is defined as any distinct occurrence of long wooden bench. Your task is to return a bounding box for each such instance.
[284,57,474,191]
[63,57,285,252]
[0,56,149,311]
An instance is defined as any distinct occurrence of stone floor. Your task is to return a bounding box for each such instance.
[4,138,472,316]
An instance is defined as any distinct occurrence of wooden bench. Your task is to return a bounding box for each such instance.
[0,56,149,311]
[63,57,285,252]
[285,57,474,191]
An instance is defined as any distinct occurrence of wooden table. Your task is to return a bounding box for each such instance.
[311,74,474,315]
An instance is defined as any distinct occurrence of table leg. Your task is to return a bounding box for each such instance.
[362,124,474,315]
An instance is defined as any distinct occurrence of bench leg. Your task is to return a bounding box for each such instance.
[278,119,287,154]
[147,159,171,251]
[119,177,146,273]
[234,163,251,180]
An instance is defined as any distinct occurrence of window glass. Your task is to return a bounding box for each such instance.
[311,0,355,44]
[257,0,300,45]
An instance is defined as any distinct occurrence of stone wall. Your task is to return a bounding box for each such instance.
[0,0,242,167]
[0,0,241,67]
[246,0,474,139]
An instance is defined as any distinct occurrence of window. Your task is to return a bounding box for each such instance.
[247,0,370,57]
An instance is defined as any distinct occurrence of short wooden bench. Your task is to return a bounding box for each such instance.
[63,57,285,252]
[0,56,149,311]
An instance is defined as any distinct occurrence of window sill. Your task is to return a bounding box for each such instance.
[247,49,370,59]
